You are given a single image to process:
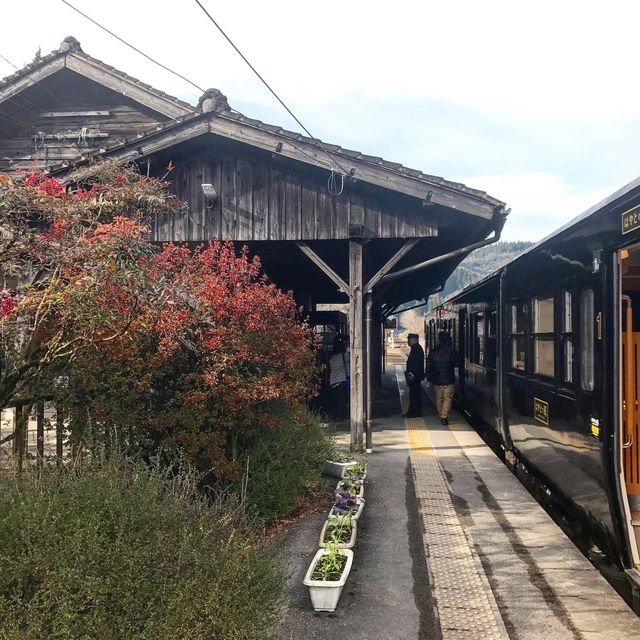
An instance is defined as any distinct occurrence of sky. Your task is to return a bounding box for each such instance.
[1,0,638,241]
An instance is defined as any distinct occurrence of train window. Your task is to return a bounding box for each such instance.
[510,303,526,333]
[486,310,497,369]
[509,303,527,371]
[580,289,594,391]
[511,336,526,370]
[561,291,574,384]
[533,296,554,333]
[533,296,555,377]
[563,291,572,333]
[564,340,574,383]
[470,312,484,365]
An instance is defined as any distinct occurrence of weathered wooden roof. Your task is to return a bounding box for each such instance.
[49,88,505,220]
[0,36,194,118]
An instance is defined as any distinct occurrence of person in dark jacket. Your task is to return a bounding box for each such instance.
[426,331,457,425]
[404,333,425,418]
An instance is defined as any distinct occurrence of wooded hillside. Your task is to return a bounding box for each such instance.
[429,240,533,308]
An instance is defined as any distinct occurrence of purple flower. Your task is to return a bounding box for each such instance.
[333,489,360,514]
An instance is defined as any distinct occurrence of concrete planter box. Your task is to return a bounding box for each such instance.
[322,459,357,478]
[319,516,357,549]
[303,548,354,612]
[345,470,367,483]
[329,498,365,521]
[336,480,365,499]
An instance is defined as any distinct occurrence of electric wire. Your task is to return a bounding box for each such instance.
[60,0,206,95]
[192,0,351,180]
[3,1,352,189]
[0,53,18,70]
[0,52,57,116]
[0,49,67,108]
[60,0,351,190]
[0,111,30,129]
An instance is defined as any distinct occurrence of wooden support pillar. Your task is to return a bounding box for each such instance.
[56,404,64,460]
[12,405,23,456]
[36,401,44,464]
[349,239,364,451]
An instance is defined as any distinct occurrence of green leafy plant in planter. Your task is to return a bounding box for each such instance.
[311,543,347,581]
[338,478,362,494]
[345,460,367,482]
[323,515,353,545]
[330,451,355,463]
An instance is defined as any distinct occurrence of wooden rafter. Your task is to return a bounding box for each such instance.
[296,242,349,294]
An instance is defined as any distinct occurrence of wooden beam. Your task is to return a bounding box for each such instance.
[56,404,64,460]
[349,239,365,451]
[42,110,110,117]
[85,119,211,168]
[208,115,497,219]
[296,242,349,294]
[0,58,65,104]
[89,112,498,220]
[36,401,44,464]
[66,54,192,118]
[365,239,420,293]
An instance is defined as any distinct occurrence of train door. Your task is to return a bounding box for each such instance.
[618,245,640,565]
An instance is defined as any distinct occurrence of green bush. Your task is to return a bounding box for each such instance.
[239,407,333,520]
[0,456,283,640]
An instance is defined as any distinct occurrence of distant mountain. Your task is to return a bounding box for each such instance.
[427,240,534,309]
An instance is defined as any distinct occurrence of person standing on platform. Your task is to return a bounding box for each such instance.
[404,333,425,418]
[426,331,457,425]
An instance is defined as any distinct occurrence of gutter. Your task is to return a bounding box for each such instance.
[378,209,508,285]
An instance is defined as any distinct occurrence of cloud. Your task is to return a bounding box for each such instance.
[3,1,640,247]
[458,173,617,242]
[4,0,640,122]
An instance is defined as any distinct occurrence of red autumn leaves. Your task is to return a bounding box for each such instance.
[0,163,318,475]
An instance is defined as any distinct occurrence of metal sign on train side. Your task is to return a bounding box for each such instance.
[533,397,549,425]
[621,204,640,234]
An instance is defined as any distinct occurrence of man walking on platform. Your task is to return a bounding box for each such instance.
[404,333,425,418]
[426,331,457,425]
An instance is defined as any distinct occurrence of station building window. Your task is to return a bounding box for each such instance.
[561,290,574,384]
[533,296,555,378]
[580,289,595,391]
[509,302,527,371]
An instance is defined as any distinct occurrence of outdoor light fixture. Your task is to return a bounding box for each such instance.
[201,183,217,209]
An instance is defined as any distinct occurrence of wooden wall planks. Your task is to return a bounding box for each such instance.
[156,148,437,243]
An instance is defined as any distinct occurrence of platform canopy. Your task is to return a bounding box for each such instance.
[49,86,508,450]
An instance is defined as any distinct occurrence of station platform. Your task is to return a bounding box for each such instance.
[278,349,640,640]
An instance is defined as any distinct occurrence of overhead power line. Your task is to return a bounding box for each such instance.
[58,0,350,190]
[192,0,351,179]
[60,0,205,94]
[0,52,18,70]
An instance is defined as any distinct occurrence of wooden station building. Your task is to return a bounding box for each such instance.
[0,37,508,451]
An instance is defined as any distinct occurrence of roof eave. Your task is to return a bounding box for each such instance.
[53,111,503,220]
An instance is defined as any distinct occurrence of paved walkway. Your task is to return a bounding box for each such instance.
[279,350,640,639]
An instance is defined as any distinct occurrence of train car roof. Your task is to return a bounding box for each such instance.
[443,173,640,305]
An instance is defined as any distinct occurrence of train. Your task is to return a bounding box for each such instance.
[424,176,640,611]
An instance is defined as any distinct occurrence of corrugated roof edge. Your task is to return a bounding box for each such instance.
[444,173,640,304]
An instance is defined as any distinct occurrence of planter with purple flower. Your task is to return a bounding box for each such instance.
[330,488,365,521]
[336,478,364,499]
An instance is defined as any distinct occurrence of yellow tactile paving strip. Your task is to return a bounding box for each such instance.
[402,385,509,639]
